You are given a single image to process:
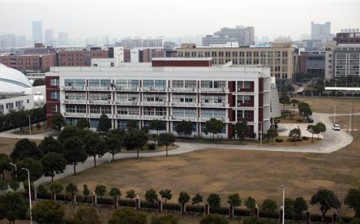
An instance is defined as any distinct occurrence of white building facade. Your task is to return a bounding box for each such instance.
[46,61,273,139]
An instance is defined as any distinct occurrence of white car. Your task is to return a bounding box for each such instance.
[332,124,341,131]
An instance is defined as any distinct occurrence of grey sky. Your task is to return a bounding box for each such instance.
[0,0,359,40]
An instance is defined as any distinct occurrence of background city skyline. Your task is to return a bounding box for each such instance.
[1,0,359,42]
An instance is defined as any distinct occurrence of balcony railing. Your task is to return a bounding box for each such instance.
[116,114,141,119]
[199,88,229,93]
[142,101,167,106]
[170,88,197,93]
[170,102,197,107]
[88,99,112,104]
[63,99,87,104]
[142,87,167,92]
[115,101,140,106]
[64,112,87,118]
[200,102,229,108]
[88,113,113,119]
[87,86,112,91]
[142,115,167,120]
[115,86,139,92]
[62,86,86,91]
[171,116,198,122]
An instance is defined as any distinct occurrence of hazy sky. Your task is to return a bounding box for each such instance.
[0,0,359,40]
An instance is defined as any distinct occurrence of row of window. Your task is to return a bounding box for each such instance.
[178,51,289,58]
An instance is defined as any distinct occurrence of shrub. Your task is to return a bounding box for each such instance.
[147,143,156,150]
[296,119,303,123]
[275,138,283,143]
[302,136,309,140]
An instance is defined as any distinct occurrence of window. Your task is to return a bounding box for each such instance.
[172,80,184,88]
[232,52,238,57]
[246,52,252,57]
[51,105,59,112]
[50,78,59,86]
[6,103,13,109]
[50,91,59,100]
[185,80,196,88]
[219,52,224,57]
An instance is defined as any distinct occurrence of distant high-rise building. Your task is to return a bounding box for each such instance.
[311,22,332,42]
[58,32,69,46]
[45,29,54,46]
[116,38,163,49]
[32,21,43,44]
[202,26,255,46]
[17,35,26,47]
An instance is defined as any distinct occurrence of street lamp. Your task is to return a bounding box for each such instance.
[281,185,285,224]
[21,168,33,224]
[27,115,31,135]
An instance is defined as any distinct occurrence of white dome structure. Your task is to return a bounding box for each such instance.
[0,63,32,95]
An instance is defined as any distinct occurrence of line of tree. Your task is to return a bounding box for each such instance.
[0,106,46,132]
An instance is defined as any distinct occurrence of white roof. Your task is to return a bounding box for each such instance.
[0,63,32,94]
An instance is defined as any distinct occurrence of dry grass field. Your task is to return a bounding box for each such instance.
[0,97,359,224]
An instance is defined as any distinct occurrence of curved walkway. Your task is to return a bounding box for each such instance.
[0,112,353,186]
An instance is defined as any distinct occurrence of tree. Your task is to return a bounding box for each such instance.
[41,152,67,182]
[345,188,360,218]
[149,119,166,143]
[290,99,299,109]
[245,196,256,211]
[0,153,11,181]
[123,128,148,158]
[207,193,221,208]
[76,118,90,130]
[157,133,176,156]
[84,131,107,167]
[73,206,101,224]
[151,214,179,224]
[233,121,249,142]
[307,125,319,143]
[175,120,193,137]
[200,215,229,224]
[32,78,45,86]
[204,118,224,141]
[284,198,295,217]
[66,183,78,205]
[288,128,301,145]
[108,208,147,224]
[82,184,90,203]
[98,113,111,133]
[10,138,42,161]
[228,193,241,208]
[49,182,63,201]
[298,102,312,117]
[178,191,190,214]
[261,199,278,213]
[126,189,136,201]
[315,122,326,138]
[105,129,124,161]
[8,181,19,192]
[192,193,203,212]
[38,136,63,154]
[159,189,172,205]
[0,180,8,192]
[310,189,340,221]
[294,197,308,216]
[32,200,65,224]
[267,128,278,142]
[145,188,158,204]
[0,192,28,224]
[58,126,83,144]
[63,137,87,175]
[95,184,107,206]
[279,95,290,110]
[16,157,44,182]
[16,110,29,131]
[51,112,66,131]
[109,187,121,208]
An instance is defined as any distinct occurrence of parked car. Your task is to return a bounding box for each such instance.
[332,124,341,131]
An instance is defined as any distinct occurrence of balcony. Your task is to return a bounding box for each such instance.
[171,116,198,122]
[170,88,197,93]
[116,86,139,92]
[88,113,113,119]
[142,87,167,92]
[200,102,229,108]
[116,114,141,120]
[142,101,167,107]
[199,88,229,93]
[64,112,87,118]
[62,86,86,91]
[88,99,112,105]
[142,115,168,120]
[87,86,112,91]
[62,99,87,104]
[115,101,140,106]
[170,102,197,107]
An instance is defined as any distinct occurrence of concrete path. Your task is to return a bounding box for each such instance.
[0,112,354,186]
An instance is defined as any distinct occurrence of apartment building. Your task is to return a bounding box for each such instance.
[0,54,56,72]
[56,48,108,66]
[177,43,293,85]
[325,41,360,79]
[45,58,276,139]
